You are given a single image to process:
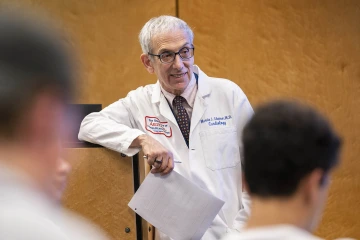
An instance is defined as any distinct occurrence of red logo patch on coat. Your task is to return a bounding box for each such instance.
[145,116,172,137]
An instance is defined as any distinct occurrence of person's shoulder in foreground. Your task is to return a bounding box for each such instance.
[223,224,323,240]
[223,227,357,240]
[0,190,107,240]
[222,99,345,240]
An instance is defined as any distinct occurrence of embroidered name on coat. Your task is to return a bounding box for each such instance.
[200,115,232,126]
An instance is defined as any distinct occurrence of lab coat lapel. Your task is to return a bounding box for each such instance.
[190,95,206,135]
[190,68,211,136]
[152,81,178,126]
[159,97,178,126]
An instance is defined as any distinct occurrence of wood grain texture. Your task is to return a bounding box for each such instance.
[1,0,176,106]
[180,1,360,239]
[63,148,135,240]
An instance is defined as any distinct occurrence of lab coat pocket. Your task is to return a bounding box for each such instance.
[200,127,240,170]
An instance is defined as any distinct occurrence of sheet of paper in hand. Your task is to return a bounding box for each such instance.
[128,171,225,240]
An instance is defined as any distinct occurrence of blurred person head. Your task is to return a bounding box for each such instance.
[0,8,75,201]
[242,100,342,232]
[139,15,195,95]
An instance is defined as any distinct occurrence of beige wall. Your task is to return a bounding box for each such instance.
[180,1,360,239]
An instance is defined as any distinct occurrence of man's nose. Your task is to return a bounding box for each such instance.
[172,53,184,69]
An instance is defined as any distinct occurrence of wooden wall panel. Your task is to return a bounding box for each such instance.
[63,148,135,240]
[1,0,176,106]
[180,1,360,239]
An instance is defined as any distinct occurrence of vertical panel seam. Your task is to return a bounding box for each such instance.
[176,0,179,17]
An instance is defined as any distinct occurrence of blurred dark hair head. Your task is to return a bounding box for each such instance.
[0,8,75,138]
[242,100,342,198]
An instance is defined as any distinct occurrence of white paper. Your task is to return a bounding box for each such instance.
[128,171,225,240]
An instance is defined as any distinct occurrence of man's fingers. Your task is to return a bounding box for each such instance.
[152,159,162,169]
[151,166,161,174]
[149,157,162,173]
[160,166,173,176]
[144,149,173,175]
[145,154,159,166]
[168,156,174,170]
[158,155,168,171]
[160,157,174,175]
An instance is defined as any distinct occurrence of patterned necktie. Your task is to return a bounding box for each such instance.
[173,96,190,146]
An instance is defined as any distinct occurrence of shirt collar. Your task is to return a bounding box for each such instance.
[160,73,197,107]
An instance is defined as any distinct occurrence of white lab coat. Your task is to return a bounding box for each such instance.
[79,65,253,240]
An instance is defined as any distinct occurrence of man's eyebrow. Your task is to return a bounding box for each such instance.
[158,43,192,53]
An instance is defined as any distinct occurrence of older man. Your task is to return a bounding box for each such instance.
[79,15,253,239]
[222,100,342,240]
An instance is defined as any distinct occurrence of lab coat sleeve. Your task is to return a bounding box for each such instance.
[231,87,254,231]
[78,93,145,157]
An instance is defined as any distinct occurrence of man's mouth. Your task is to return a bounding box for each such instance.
[171,72,187,78]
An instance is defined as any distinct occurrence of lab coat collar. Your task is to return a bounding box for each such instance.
[193,65,211,99]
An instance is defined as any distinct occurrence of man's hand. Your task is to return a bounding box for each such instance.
[131,134,174,175]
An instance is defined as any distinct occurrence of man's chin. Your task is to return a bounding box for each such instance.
[172,86,187,95]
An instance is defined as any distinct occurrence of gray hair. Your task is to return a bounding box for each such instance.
[139,15,194,54]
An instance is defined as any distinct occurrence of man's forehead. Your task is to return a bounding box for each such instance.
[151,29,192,53]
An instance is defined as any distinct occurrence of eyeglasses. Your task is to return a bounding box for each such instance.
[148,47,195,63]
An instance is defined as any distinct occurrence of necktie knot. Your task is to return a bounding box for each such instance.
[173,96,186,106]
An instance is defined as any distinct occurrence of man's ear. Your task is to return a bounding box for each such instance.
[140,54,155,74]
[302,169,324,205]
[242,170,249,192]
